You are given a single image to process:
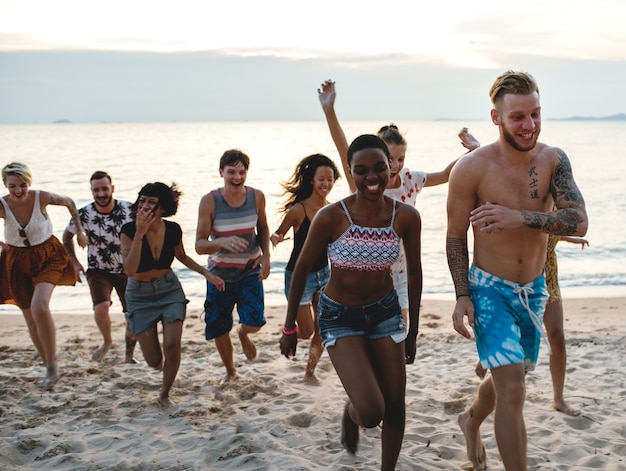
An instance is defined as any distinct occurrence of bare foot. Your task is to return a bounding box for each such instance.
[458,411,487,471]
[554,399,580,416]
[341,402,359,455]
[459,127,481,151]
[303,372,320,385]
[158,393,173,408]
[91,342,112,362]
[43,364,60,391]
[124,356,138,364]
[237,326,257,360]
[218,372,239,387]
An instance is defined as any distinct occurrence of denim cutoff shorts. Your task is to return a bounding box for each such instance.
[284,265,330,305]
[125,270,188,335]
[317,289,406,347]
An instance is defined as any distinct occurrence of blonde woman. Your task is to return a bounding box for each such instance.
[0,162,87,389]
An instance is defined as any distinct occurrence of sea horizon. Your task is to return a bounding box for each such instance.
[1,120,624,313]
[4,112,626,126]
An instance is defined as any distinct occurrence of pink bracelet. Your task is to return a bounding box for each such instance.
[282,326,298,336]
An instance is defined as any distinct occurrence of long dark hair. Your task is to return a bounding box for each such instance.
[279,154,340,213]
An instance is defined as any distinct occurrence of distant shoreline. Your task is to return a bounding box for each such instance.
[555,112,626,121]
[435,113,626,122]
[2,114,625,125]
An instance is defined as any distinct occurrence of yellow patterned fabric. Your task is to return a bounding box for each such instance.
[544,234,561,304]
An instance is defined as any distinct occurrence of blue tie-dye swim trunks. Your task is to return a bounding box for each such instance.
[469,265,549,372]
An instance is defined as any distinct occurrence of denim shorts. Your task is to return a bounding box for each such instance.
[125,270,188,335]
[284,266,330,305]
[470,265,548,372]
[317,289,406,347]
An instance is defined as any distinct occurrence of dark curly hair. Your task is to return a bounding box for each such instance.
[131,182,182,217]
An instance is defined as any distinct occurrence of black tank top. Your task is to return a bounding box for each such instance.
[285,205,328,272]
[120,220,182,273]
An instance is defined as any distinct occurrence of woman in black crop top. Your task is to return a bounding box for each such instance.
[271,154,340,384]
[280,136,422,470]
[121,182,224,407]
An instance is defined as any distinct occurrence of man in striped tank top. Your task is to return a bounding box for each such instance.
[195,149,271,383]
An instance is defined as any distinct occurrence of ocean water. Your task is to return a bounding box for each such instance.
[1,120,624,313]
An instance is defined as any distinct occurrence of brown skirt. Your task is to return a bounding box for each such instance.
[0,235,75,310]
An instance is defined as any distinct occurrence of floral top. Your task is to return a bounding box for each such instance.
[384,168,427,207]
[384,169,427,275]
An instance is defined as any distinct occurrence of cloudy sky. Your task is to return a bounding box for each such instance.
[1,0,625,123]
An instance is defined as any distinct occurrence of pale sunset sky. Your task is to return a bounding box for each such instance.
[1,0,625,123]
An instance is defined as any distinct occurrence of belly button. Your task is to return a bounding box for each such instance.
[518,258,523,264]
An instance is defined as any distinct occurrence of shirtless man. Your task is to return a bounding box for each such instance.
[446,71,588,471]
[63,171,136,363]
[460,128,587,416]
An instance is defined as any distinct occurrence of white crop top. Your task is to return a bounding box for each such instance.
[1,190,53,247]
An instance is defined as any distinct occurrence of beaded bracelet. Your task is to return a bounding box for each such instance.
[282,326,298,336]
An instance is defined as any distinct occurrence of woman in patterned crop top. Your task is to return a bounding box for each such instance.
[121,182,224,407]
[280,135,422,471]
[318,80,469,328]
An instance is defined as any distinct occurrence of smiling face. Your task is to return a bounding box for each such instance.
[350,148,390,198]
[311,166,336,199]
[493,91,542,152]
[90,176,114,209]
[386,142,407,185]
[137,195,160,216]
[220,161,248,193]
[4,175,30,202]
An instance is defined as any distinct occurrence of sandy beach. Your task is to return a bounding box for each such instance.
[0,296,624,470]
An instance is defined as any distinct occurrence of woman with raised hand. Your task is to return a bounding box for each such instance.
[280,135,422,470]
[271,153,340,384]
[0,161,88,389]
[121,182,224,406]
[318,80,460,330]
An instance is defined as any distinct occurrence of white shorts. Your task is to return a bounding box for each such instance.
[391,270,408,310]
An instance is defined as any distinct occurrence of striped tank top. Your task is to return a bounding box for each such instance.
[207,186,262,282]
[328,199,401,271]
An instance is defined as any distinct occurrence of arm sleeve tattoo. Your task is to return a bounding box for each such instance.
[522,149,587,235]
[446,237,470,298]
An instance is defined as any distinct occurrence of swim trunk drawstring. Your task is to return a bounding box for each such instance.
[513,285,552,355]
